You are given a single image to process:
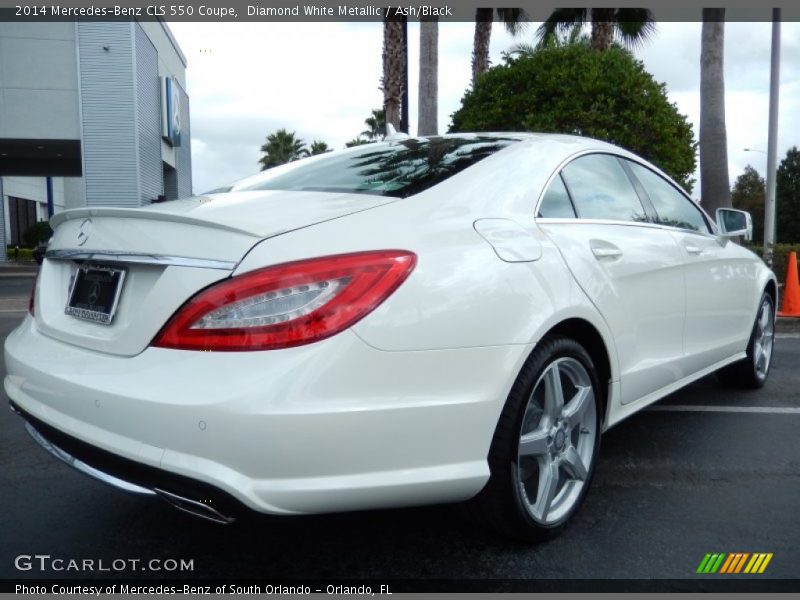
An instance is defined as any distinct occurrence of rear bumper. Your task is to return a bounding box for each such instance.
[13,403,240,523]
[4,315,531,515]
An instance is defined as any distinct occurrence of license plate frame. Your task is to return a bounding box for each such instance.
[65,264,127,325]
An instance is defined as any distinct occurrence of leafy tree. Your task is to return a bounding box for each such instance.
[511,26,588,56]
[361,109,386,141]
[450,44,697,191]
[308,140,331,155]
[471,8,527,87]
[700,10,731,214]
[536,8,655,52]
[731,165,765,244]
[345,137,372,148]
[777,146,800,243]
[23,221,52,247]
[259,129,306,170]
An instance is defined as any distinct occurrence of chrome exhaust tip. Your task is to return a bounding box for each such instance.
[154,488,236,525]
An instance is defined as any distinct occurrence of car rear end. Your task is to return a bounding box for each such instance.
[7,209,262,520]
[6,136,540,521]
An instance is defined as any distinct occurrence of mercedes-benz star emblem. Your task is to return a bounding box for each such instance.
[77,218,92,246]
[87,282,100,305]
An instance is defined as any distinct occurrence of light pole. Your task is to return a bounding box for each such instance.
[764,8,781,266]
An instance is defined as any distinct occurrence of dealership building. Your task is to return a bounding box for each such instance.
[0,20,192,260]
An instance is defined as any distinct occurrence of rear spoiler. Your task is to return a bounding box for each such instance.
[49,199,262,237]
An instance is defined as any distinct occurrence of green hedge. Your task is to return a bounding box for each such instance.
[744,242,800,283]
[5,248,34,262]
[771,244,800,284]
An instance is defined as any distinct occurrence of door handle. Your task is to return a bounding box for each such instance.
[590,243,623,259]
[685,245,703,255]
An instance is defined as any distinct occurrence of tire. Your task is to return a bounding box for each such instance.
[467,336,602,542]
[717,292,776,389]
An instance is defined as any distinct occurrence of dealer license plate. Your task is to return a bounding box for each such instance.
[65,265,126,325]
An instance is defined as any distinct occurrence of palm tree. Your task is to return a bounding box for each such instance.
[258,129,306,170]
[536,8,655,52]
[510,25,588,56]
[382,13,405,131]
[345,137,371,148]
[471,8,527,87]
[700,8,731,214]
[361,109,386,140]
[418,16,438,136]
[308,140,331,156]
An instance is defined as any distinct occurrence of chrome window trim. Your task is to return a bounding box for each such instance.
[534,150,620,219]
[45,249,237,271]
[558,152,650,222]
[621,158,714,235]
[533,150,717,236]
[535,217,722,241]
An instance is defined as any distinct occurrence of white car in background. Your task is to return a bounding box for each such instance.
[4,133,776,541]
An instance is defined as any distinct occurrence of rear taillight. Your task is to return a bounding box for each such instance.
[152,250,416,351]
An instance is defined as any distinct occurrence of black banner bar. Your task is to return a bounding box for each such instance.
[4,579,800,593]
[0,1,799,22]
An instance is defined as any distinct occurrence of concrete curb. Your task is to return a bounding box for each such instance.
[0,264,39,275]
[0,298,28,311]
[777,317,800,334]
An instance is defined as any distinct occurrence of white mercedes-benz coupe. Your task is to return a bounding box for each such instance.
[5,133,776,540]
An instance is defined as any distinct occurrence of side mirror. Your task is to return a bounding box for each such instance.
[716,208,753,241]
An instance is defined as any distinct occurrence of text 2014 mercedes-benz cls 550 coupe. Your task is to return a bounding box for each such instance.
[5,133,776,540]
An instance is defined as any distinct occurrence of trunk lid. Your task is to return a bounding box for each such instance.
[38,190,395,356]
[49,190,396,240]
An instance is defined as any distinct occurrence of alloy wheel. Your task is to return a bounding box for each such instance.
[754,298,775,380]
[516,357,597,525]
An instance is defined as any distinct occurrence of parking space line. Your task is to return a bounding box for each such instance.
[777,333,800,339]
[648,404,800,414]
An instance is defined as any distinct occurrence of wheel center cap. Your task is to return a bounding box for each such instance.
[553,429,566,451]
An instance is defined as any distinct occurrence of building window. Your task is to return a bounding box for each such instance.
[8,197,38,246]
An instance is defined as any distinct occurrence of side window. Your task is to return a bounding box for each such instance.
[538,174,576,218]
[626,161,710,233]
[561,154,647,222]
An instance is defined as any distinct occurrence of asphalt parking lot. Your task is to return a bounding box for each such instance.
[1,272,798,590]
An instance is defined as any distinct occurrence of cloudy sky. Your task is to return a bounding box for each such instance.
[169,16,799,198]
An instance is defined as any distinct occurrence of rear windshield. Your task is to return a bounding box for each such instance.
[231,136,520,198]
